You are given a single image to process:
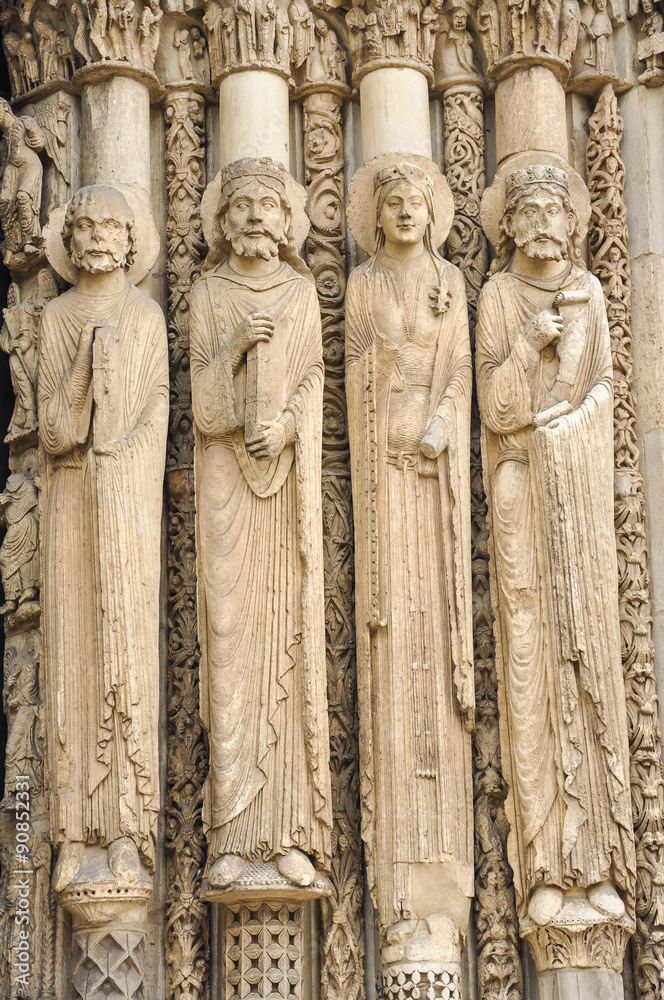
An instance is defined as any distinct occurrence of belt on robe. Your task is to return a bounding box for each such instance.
[385,448,437,478]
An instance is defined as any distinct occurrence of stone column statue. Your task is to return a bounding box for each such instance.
[192,156,332,900]
[38,184,168,904]
[345,156,474,992]
[476,157,636,996]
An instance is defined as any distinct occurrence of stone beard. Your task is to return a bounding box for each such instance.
[38,185,168,868]
[190,160,332,887]
[476,167,636,927]
[345,162,474,970]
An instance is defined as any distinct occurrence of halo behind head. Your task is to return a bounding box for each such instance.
[347,153,454,255]
[44,183,159,285]
[480,151,591,251]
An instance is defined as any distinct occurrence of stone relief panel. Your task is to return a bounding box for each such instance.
[345,156,474,988]
[202,0,347,87]
[477,157,635,994]
[192,156,333,906]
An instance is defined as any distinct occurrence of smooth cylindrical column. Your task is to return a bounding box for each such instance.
[360,67,432,161]
[219,70,290,167]
[81,75,151,196]
[494,65,568,165]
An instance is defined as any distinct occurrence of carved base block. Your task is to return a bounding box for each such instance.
[221,900,304,1000]
[201,858,332,905]
[523,907,632,975]
[71,925,145,1000]
[383,964,461,1000]
[537,967,623,1000]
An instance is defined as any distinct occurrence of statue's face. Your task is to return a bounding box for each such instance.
[378,179,429,248]
[70,200,131,274]
[221,179,289,261]
[452,10,467,29]
[508,187,571,262]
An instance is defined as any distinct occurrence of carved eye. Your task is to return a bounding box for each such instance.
[261,199,277,210]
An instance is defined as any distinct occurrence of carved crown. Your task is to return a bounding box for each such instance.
[373,162,434,196]
[505,164,570,199]
[219,157,286,193]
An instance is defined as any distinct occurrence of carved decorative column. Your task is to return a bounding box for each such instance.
[441,81,524,1000]
[587,84,664,1000]
[164,86,209,1000]
[299,84,365,1000]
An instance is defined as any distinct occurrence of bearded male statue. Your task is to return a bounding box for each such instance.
[190,157,332,897]
[38,185,168,892]
[476,162,636,989]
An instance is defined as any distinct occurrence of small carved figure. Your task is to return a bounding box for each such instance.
[275,4,292,67]
[0,100,45,262]
[174,25,194,76]
[0,475,39,616]
[2,633,41,800]
[33,17,60,81]
[138,0,162,69]
[641,0,664,35]
[314,19,347,81]
[477,0,501,61]
[87,0,112,60]
[289,0,315,68]
[18,31,40,90]
[71,1,93,64]
[257,0,276,60]
[404,0,420,56]
[3,31,23,96]
[107,0,136,61]
[191,157,332,894]
[218,3,237,65]
[346,158,473,985]
[375,0,405,55]
[440,4,477,77]
[558,0,581,62]
[507,0,528,53]
[235,0,257,61]
[534,0,557,53]
[346,0,367,66]
[190,24,206,55]
[1,273,57,442]
[583,0,613,70]
[39,185,168,875]
[476,161,636,932]
[419,2,439,63]
[56,28,76,77]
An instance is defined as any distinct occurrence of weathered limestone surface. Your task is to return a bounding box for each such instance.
[0,0,662,997]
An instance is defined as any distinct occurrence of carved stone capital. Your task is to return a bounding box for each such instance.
[523,910,633,975]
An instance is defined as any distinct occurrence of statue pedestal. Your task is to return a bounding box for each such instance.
[522,895,633,1000]
[53,841,153,1000]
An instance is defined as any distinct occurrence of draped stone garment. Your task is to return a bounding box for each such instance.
[345,250,474,931]
[476,265,636,917]
[190,260,332,870]
[38,283,168,868]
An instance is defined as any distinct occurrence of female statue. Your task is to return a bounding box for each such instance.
[345,158,474,986]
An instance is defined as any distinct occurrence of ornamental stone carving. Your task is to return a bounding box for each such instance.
[0,100,45,269]
[192,156,333,903]
[477,157,636,995]
[346,156,474,988]
[38,184,168,920]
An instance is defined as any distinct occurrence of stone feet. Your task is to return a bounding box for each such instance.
[527,881,626,927]
[208,853,246,889]
[276,848,316,887]
[528,884,564,926]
